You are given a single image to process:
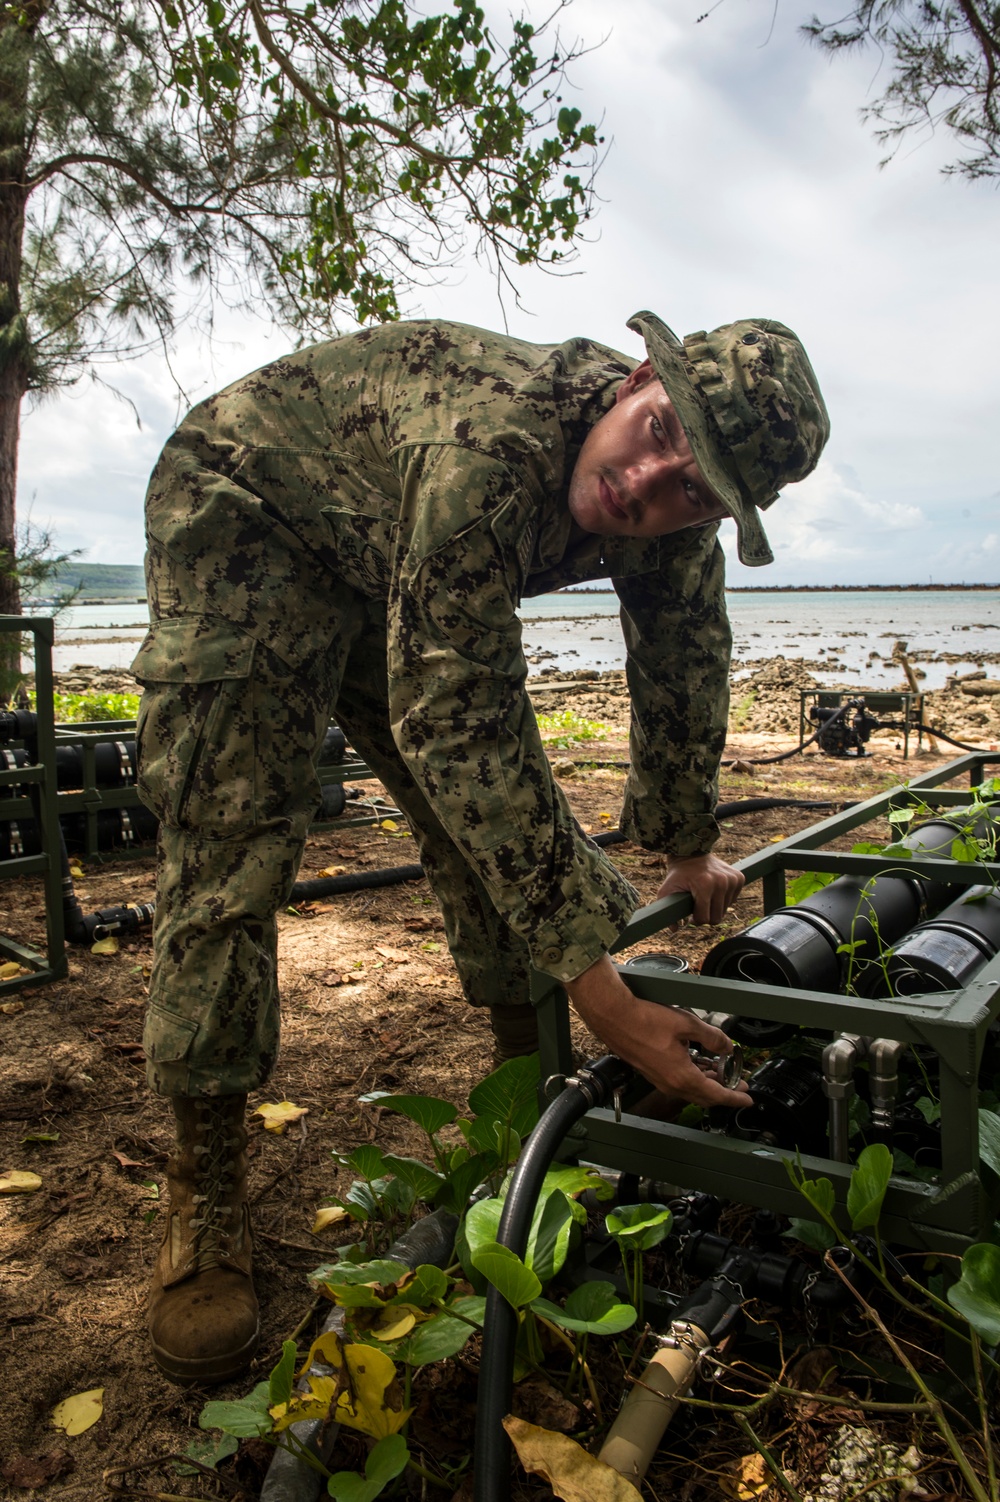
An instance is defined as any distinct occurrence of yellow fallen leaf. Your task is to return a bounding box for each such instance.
[0,960,22,979]
[0,1169,42,1194]
[1,999,25,1014]
[504,1417,640,1501]
[319,865,348,877]
[336,1343,410,1438]
[69,865,84,878]
[726,1452,770,1500]
[380,818,399,831]
[312,1205,350,1234]
[599,811,612,822]
[270,1374,342,1430]
[51,1387,104,1436]
[374,1306,417,1341]
[254,1100,309,1134]
[91,936,119,955]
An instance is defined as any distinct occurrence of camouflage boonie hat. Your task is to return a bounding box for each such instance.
[627,311,830,567]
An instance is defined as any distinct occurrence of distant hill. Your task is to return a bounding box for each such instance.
[32,562,146,601]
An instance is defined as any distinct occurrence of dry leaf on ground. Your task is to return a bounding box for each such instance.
[503,1416,640,1502]
[51,1389,104,1436]
[0,1169,43,1194]
[312,1205,350,1234]
[254,1101,309,1134]
[722,1453,770,1500]
[90,937,119,956]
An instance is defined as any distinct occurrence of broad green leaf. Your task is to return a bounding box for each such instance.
[532,1280,636,1335]
[358,1092,457,1136]
[381,1154,445,1203]
[604,1203,673,1253]
[463,1197,504,1260]
[526,1188,575,1284]
[389,1264,448,1308]
[173,1433,238,1475]
[391,1311,477,1365]
[783,1218,837,1253]
[435,1150,498,1213]
[327,1434,410,1502]
[847,1143,893,1230]
[980,1109,1000,1178]
[471,1241,542,1309]
[948,1242,1000,1344]
[457,1114,500,1155]
[468,1055,540,1138]
[321,1259,410,1288]
[335,1145,388,1181]
[269,1339,297,1407]
[784,1160,836,1224]
[916,1096,942,1124]
[539,1163,613,1202]
[951,836,981,863]
[200,1382,273,1438]
[787,871,835,903]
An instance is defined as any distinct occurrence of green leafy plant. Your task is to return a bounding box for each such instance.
[785,1145,1000,1501]
[535,709,609,747]
[604,1203,673,1325]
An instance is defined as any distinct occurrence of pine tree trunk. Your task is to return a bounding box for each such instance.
[0,8,41,691]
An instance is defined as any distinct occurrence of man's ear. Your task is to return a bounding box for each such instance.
[615,358,656,404]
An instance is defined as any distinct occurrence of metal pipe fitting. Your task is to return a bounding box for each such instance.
[868,1037,907,1139]
[822,1034,869,1162]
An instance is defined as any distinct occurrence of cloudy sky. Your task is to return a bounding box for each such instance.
[16,0,1000,587]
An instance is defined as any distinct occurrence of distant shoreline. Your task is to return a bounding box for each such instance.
[563,583,1000,595]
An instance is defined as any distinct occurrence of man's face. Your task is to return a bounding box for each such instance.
[568,360,729,538]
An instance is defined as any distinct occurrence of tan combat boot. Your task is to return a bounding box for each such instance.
[148,1094,259,1384]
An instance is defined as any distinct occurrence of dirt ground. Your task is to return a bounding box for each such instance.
[0,691,984,1501]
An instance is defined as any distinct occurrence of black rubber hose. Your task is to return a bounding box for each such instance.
[736,701,852,765]
[473,1056,633,1502]
[922,725,997,754]
[289,800,846,903]
[290,863,425,901]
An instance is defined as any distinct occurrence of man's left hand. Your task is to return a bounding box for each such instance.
[655,852,744,925]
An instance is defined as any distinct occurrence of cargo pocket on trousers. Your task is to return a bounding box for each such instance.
[133,617,258,835]
[143,1002,199,1067]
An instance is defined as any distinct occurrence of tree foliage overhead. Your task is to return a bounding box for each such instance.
[804,0,1000,179]
[3,0,602,402]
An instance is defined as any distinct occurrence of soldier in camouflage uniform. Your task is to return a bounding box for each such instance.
[134,310,828,1383]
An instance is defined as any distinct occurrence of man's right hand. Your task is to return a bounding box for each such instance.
[563,955,748,1109]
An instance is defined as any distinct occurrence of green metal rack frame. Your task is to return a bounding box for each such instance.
[0,617,67,991]
[0,719,386,862]
[533,752,1000,1258]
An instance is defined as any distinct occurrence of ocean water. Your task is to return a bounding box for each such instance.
[28,589,1000,688]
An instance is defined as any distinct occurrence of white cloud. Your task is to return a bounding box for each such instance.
[13,0,1000,581]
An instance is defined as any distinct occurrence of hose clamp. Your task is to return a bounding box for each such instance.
[115,741,133,786]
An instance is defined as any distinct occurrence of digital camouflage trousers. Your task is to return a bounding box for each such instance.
[135,594,538,1098]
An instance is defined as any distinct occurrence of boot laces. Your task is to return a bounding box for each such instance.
[188,1102,241,1266]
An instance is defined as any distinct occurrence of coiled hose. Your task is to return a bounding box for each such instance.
[473,1055,633,1502]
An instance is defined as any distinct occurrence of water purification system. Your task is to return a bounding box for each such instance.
[531,752,1000,1260]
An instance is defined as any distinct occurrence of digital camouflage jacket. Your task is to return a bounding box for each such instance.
[138,320,731,981]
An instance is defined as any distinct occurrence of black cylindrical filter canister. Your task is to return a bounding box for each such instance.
[700,803,1000,1014]
[884,885,1000,996]
[700,870,923,1021]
